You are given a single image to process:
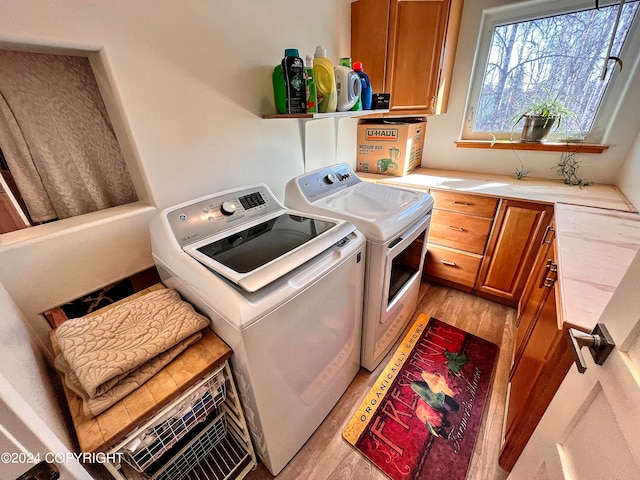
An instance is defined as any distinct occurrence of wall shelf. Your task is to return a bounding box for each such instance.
[262,109,388,120]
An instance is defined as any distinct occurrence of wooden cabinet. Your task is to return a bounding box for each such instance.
[424,190,497,289]
[351,0,463,115]
[422,190,569,470]
[423,191,554,308]
[499,226,576,471]
[475,200,553,307]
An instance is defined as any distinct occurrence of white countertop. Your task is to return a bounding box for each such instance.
[554,204,640,331]
[358,168,636,212]
[361,168,640,331]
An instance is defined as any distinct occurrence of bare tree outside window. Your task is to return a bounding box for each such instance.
[473,2,639,137]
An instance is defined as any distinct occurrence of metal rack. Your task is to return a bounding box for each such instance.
[104,361,256,480]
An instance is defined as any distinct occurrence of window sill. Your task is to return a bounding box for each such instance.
[455,140,609,154]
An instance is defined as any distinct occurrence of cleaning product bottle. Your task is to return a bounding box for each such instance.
[339,58,363,111]
[353,62,373,110]
[272,49,306,114]
[304,55,317,113]
[335,63,362,112]
[313,46,337,113]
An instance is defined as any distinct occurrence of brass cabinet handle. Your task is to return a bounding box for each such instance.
[447,225,465,232]
[452,201,471,206]
[440,259,457,266]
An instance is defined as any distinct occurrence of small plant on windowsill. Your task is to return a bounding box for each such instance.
[513,156,531,180]
[513,90,576,143]
[556,151,592,187]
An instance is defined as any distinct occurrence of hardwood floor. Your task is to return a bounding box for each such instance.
[246,282,516,480]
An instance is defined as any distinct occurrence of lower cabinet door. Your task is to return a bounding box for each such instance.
[476,200,553,305]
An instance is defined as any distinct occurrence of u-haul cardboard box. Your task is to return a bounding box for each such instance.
[356,118,426,176]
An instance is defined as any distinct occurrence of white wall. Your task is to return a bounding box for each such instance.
[422,0,640,186]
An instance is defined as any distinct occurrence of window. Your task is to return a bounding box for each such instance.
[462,0,640,143]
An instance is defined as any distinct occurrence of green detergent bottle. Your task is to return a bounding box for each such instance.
[272,49,306,114]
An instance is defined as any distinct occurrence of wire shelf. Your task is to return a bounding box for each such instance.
[120,370,226,473]
[153,411,247,480]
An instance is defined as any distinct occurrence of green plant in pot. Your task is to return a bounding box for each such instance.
[513,91,575,143]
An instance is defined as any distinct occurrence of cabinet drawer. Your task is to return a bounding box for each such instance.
[429,210,493,254]
[424,243,482,288]
[430,190,498,217]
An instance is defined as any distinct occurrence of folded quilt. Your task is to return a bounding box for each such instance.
[54,288,210,402]
[53,332,202,417]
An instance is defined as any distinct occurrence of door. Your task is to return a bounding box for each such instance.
[0,283,93,480]
[0,378,93,479]
[509,249,640,478]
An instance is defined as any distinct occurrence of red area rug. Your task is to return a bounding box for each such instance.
[343,314,498,480]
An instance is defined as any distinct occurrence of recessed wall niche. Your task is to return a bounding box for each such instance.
[0,47,142,234]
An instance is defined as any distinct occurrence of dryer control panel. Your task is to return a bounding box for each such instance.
[166,184,283,247]
[292,163,362,202]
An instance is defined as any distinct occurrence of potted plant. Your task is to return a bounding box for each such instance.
[513,90,575,143]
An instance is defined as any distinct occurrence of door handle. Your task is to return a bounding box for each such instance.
[566,323,615,374]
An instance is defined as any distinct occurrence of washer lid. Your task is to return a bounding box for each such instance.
[313,182,432,240]
[184,211,355,292]
[285,164,433,241]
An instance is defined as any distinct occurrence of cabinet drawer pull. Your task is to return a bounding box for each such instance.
[541,225,556,245]
[440,259,457,266]
[539,259,558,288]
[448,225,465,232]
[452,201,471,206]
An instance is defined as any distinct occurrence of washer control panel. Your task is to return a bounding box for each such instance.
[294,163,362,202]
[166,184,282,246]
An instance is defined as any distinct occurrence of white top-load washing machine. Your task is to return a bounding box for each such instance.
[285,163,434,371]
[149,184,366,475]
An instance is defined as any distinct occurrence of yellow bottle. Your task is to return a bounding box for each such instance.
[313,46,337,113]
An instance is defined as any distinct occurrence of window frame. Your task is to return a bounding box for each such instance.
[460,0,640,145]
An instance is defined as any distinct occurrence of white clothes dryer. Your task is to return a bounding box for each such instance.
[285,163,434,371]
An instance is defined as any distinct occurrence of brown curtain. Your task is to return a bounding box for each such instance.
[0,49,137,223]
